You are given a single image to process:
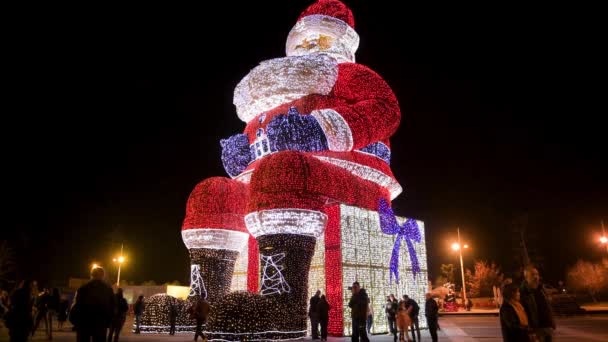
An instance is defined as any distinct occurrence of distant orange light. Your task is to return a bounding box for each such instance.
[91,263,99,270]
[451,243,460,251]
[600,236,608,244]
[464,244,469,249]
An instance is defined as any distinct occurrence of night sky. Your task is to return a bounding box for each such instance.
[3,1,605,288]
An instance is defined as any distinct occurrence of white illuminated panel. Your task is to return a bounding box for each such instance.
[231,242,249,292]
[339,205,428,335]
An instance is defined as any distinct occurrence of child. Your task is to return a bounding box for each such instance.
[396,301,411,342]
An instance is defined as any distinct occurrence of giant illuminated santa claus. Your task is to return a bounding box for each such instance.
[181,0,402,339]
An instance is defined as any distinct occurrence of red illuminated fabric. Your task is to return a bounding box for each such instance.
[247,151,390,213]
[182,177,248,233]
[244,63,401,150]
[247,236,259,293]
[324,205,344,336]
[298,0,355,29]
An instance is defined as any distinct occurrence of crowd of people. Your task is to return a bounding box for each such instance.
[1,267,141,342]
[1,263,556,342]
[309,281,440,342]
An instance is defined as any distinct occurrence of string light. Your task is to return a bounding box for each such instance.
[206,235,316,341]
[167,1,427,340]
[189,265,207,298]
[358,142,391,164]
[137,294,194,333]
[286,14,360,63]
[181,229,248,251]
[245,209,327,238]
[234,54,339,123]
[260,253,291,295]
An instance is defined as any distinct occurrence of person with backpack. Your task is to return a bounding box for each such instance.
[133,295,145,334]
[402,295,420,342]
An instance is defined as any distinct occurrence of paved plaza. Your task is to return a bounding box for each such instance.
[2,314,607,341]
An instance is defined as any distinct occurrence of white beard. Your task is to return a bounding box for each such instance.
[233,53,339,123]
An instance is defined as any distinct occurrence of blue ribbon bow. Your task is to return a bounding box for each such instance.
[378,198,422,283]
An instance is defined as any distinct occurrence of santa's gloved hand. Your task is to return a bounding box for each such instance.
[220,134,252,177]
[266,107,329,152]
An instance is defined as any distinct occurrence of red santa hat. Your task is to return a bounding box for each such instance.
[286,0,360,63]
[297,0,355,29]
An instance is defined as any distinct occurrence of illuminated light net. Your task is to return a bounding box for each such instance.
[168,0,429,339]
[260,253,291,296]
[189,264,207,298]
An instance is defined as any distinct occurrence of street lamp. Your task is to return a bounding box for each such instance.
[600,220,608,253]
[113,244,125,287]
[452,228,469,305]
[91,263,100,270]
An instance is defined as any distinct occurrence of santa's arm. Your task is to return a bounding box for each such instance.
[311,63,401,151]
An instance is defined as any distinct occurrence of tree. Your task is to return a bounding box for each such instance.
[0,241,16,280]
[465,260,504,298]
[567,259,608,302]
[440,264,455,283]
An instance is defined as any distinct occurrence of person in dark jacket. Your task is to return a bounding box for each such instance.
[385,295,398,342]
[70,267,115,342]
[168,301,178,335]
[425,293,439,342]
[348,281,369,342]
[57,298,69,331]
[107,288,128,342]
[188,297,210,342]
[309,290,321,339]
[519,265,555,342]
[5,280,34,342]
[500,283,531,342]
[46,288,60,339]
[133,295,145,334]
[31,288,50,338]
[402,295,420,342]
[318,295,331,341]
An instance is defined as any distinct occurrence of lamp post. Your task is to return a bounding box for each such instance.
[600,220,608,253]
[113,244,125,287]
[451,228,469,304]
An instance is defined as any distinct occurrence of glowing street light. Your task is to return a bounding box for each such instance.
[113,244,125,287]
[600,220,608,253]
[91,263,100,270]
[451,228,470,305]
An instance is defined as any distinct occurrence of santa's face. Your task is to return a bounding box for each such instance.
[286,14,359,63]
[294,33,335,54]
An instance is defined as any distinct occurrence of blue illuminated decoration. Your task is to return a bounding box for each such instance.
[266,107,328,153]
[220,134,252,177]
[359,142,391,164]
[378,198,421,282]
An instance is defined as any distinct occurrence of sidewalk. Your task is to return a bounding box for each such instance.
[440,308,498,316]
